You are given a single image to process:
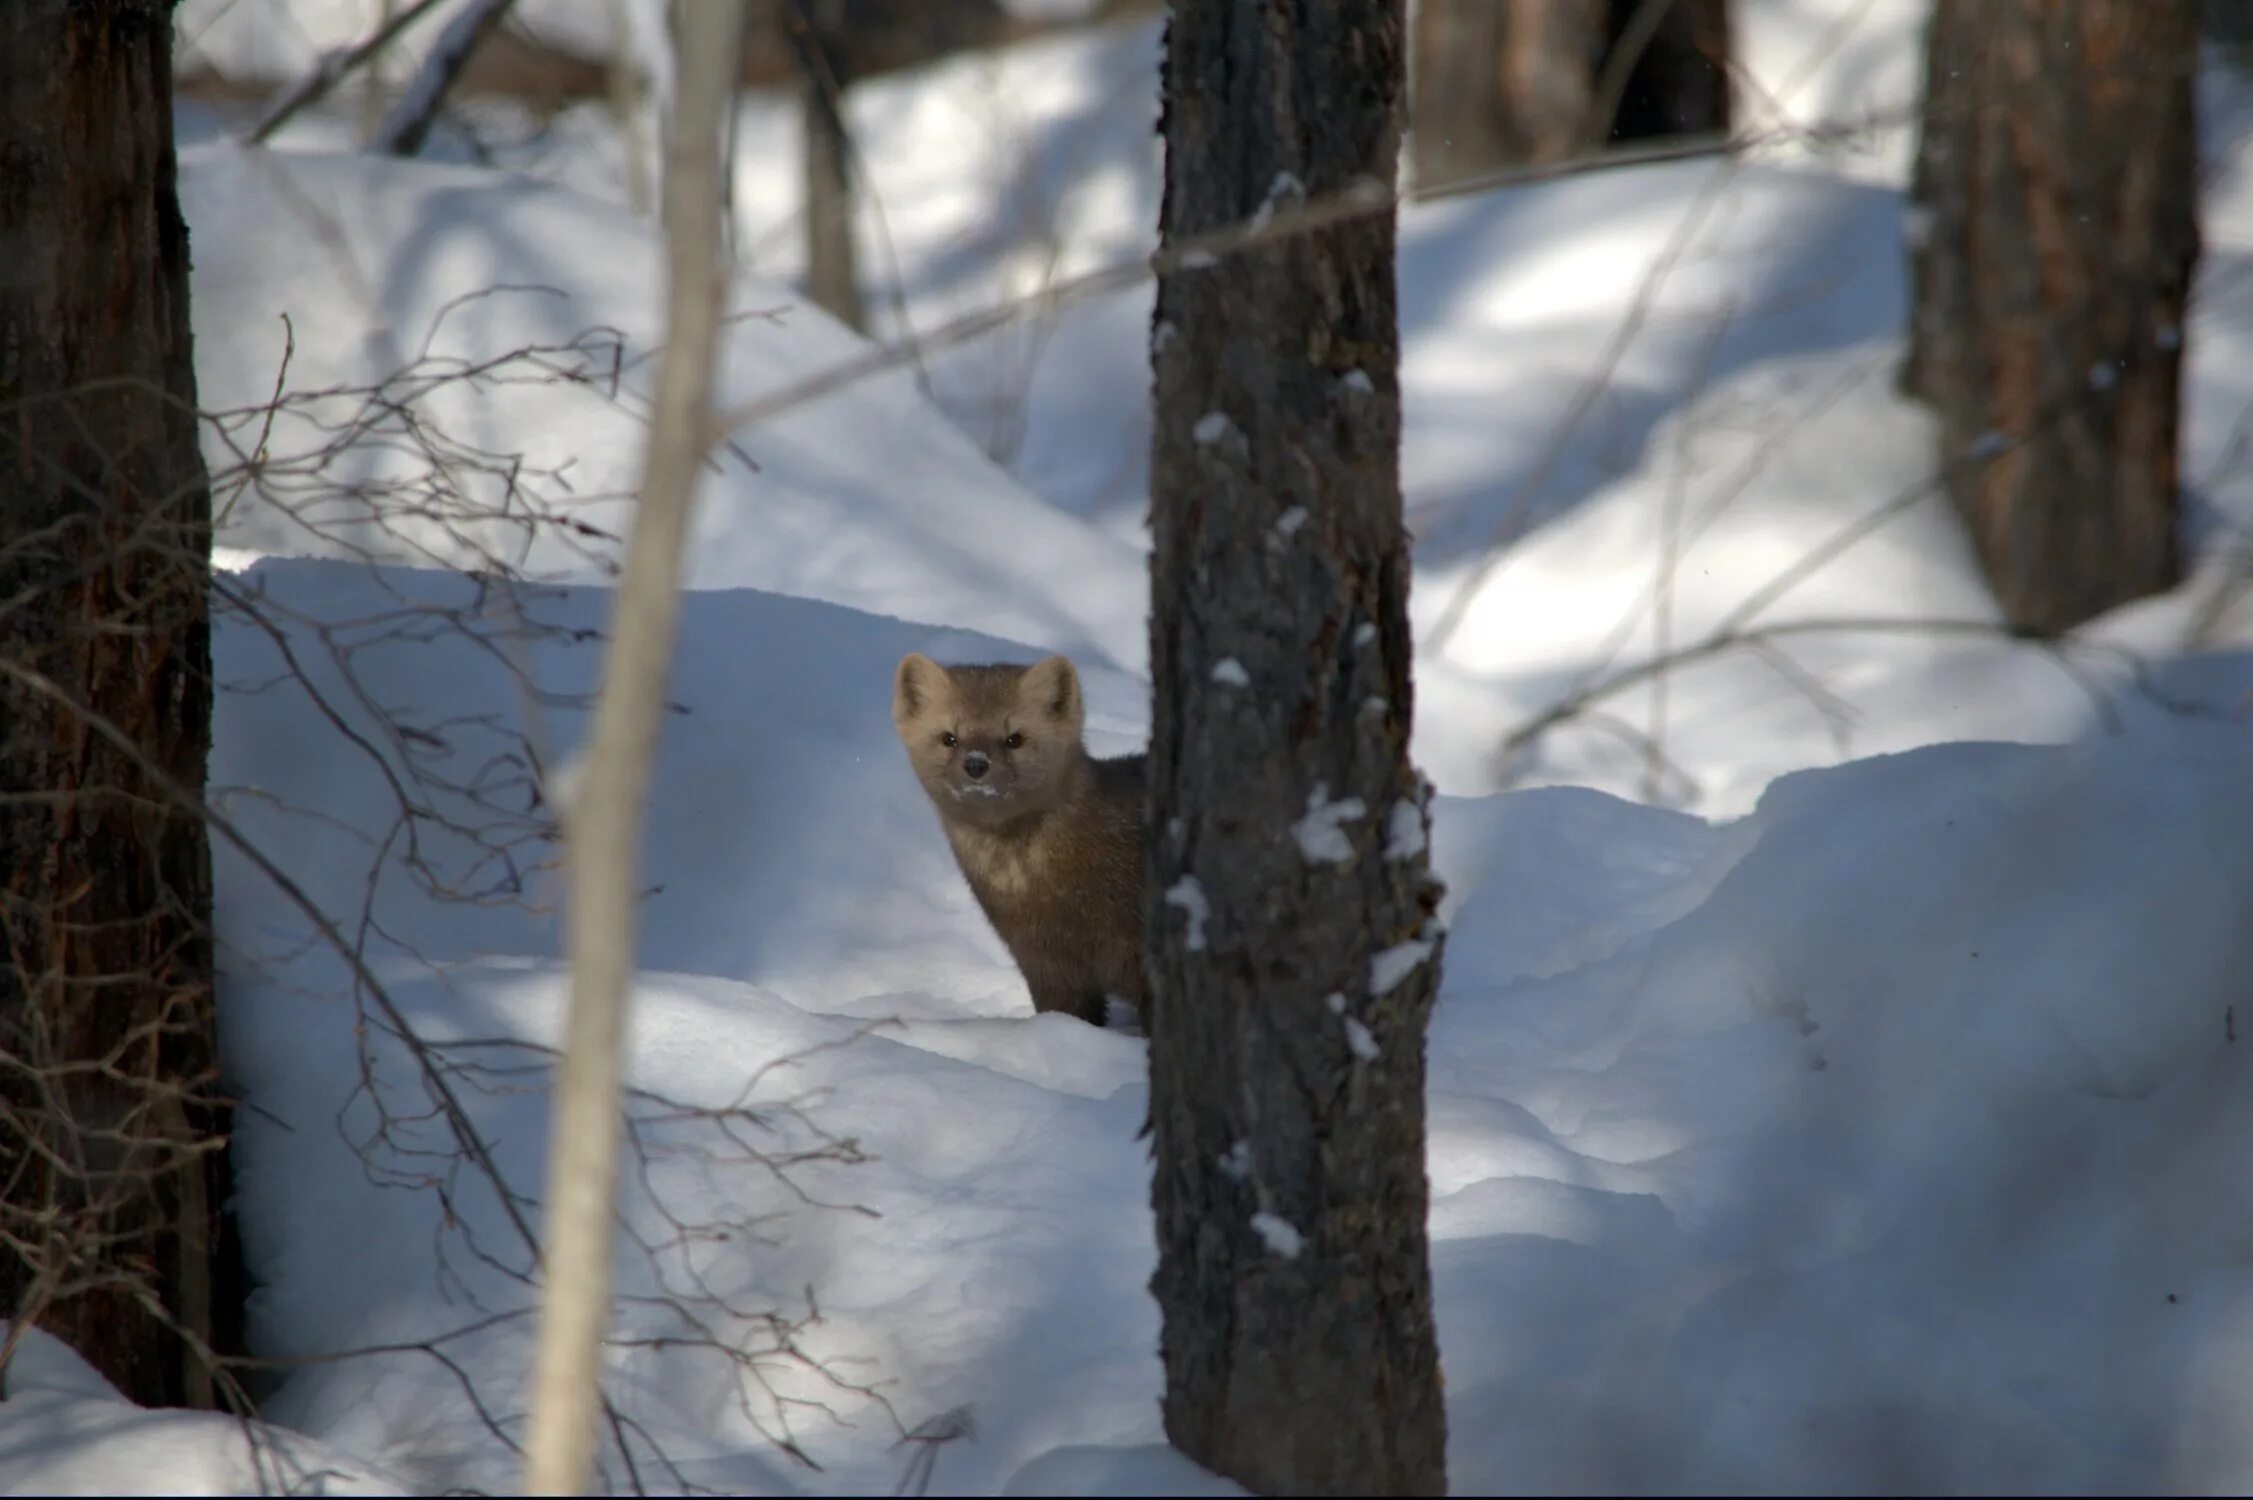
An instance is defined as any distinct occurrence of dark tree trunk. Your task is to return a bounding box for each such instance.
[753,0,1023,87]
[2212,0,2253,67]
[790,1,866,333]
[1602,0,1731,145]
[1903,0,2199,634]
[1146,4,1447,1495]
[0,0,235,1409]
[1410,0,1730,189]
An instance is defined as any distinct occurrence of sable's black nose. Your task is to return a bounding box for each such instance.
[963,751,989,779]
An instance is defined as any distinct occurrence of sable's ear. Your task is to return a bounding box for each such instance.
[893,653,944,731]
[1018,655,1083,726]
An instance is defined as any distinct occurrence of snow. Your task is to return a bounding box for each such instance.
[1247,1213,1304,1261]
[1383,798,1427,860]
[1246,171,1305,234]
[17,2,2253,1494]
[1163,874,1210,952]
[1208,657,1249,687]
[1289,785,1367,865]
[1429,724,2253,1492]
[173,142,1146,676]
[203,567,1162,1497]
[1343,1018,1381,1062]
[1191,411,1238,447]
[1369,940,1433,998]
[0,1328,409,1495]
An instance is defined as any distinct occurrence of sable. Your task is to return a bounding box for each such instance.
[891,653,1144,1026]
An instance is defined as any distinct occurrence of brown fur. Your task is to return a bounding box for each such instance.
[892,652,1144,1026]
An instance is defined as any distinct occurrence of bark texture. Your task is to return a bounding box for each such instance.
[0,0,232,1408]
[1904,0,2199,633]
[1146,3,1447,1493]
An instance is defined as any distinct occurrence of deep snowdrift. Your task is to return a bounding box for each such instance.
[195,558,2253,1495]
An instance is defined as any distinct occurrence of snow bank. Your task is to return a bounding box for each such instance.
[183,551,2253,1494]
[1429,721,2253,1492]
[178,143,1147,675]
[0,1326,408,1495]
[206,559,1166,1494]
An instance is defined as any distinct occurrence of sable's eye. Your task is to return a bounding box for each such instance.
[940,731,958,748]
[1005,732,1025,750]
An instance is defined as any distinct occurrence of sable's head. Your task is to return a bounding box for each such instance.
[892,653,1086,824]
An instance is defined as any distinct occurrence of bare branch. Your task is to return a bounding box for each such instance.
[374,0,520,158]
[246,0,457,145]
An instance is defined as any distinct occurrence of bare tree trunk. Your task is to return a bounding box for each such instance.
[792,1,866,332]
[0,0,236,1410]
[1410,0,1729,188]
[1147,4,1447,1494]
[1903,0,2199,634]
[520,2,749,1491]
[1598,0,1730,145]
[1412,0,1603,183]
[361,0,400,139]
[2213,0,2253,67]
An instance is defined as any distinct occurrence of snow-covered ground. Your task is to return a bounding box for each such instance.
[7,1,2253,1493]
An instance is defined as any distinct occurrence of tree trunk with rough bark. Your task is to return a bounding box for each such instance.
[1903,0,2199,634]
[1146,4,1448,1494]
[0,0,234,1409]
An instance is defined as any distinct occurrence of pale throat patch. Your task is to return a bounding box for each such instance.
[950,823,1049,897]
